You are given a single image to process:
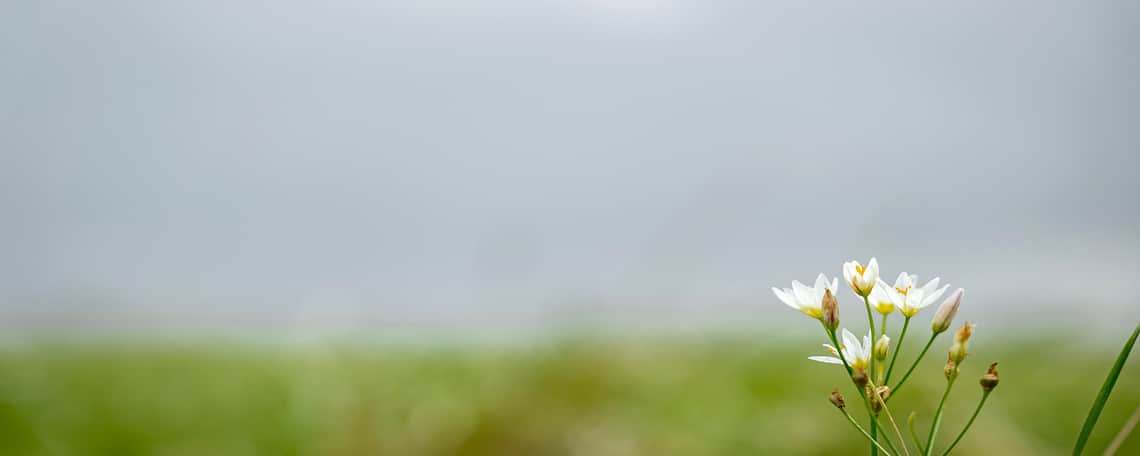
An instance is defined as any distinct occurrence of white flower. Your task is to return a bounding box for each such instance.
[843,258,879,296]
[877,272,949,318]
[772,273,840,320]
[868,281,896,315]
[809,328,872,370]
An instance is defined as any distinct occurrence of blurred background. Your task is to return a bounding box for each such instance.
[1,0,1138,454]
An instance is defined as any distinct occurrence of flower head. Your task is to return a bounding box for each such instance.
[773,274,840,320]
[843,258,879,297]
[878,272,949,318]
[809,328,872,371]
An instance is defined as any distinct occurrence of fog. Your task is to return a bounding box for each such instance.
[2,1,1138,329]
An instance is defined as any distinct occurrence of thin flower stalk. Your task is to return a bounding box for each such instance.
[862,294,880,456]
[868,379,912,456]
[885,316,912,383]
[924,377,957,456]
[839,407,895,456]
[940,390,991,456]
[891,333,938,396]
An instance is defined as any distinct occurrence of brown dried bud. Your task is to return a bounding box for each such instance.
[876,385,891,402]
[870,385,891,414]
[852,368,869,389]
[821,289,839,332]
[980,362,999,392]
[944,356,958,380]
[829,388,846,409]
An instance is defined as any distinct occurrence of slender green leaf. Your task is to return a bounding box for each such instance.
[1072,323,1140,455]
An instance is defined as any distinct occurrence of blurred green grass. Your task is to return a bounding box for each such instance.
[0,331,1137,455]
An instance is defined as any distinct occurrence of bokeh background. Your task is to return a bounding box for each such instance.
[2,0,1138,454]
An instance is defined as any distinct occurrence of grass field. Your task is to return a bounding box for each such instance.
[0,330,1137,455]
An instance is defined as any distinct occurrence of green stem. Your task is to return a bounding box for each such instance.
[840,408,894,456]
[863,295,878,348]
[893,333,938,396]
[826,324,898,456]
[868,379,912,456]
[941,391,991,456]
[862,295,879,456]
[824,325,854,376]
[924,377,957,456]
[827,326,883,456]
[885,317,912,384]
[872,421,880,456]
[908,412,926,455]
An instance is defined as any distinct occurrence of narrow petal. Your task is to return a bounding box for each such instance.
[772,287,799,309]
[814,273,831,292]
[921,277,942,294]
[808,356,845,365]
[894,272,910,288]
[792,280,812,306]
[924,284,950,307]
[841,329,859,353]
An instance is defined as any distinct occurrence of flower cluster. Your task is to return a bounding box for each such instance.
[773,258,997,456]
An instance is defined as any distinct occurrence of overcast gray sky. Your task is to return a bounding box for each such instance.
[2,1,1138,329]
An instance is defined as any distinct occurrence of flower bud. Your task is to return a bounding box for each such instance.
[874,335,890,362]
[821,289,839,332]
[980,362,999,392]
[931,288,964,334]
[829,388,846,409]
[944,356,958,380]
[852,367,869,389]
[948,322,974,364]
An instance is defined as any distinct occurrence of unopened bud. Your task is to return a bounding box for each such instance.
[980,362,999,392]
[944,356,958,380]
[931,288,964,334]
[829,388,846,409]
[948,322,974,364]
[821,289,839,332]
[874,335,890,362]
[852,368,869,389]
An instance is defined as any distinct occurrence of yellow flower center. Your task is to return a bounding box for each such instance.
[855,264,866,275]
[895,286,911,295]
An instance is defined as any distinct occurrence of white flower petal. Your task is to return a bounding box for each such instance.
[925,284,950,306]
[894,272,910,288]
[841,329,859,352]
[814,273,831,292]
[772,287,799,309]
[808,356,845,365]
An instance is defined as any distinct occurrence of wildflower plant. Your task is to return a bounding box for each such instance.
[774,258,995,456]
